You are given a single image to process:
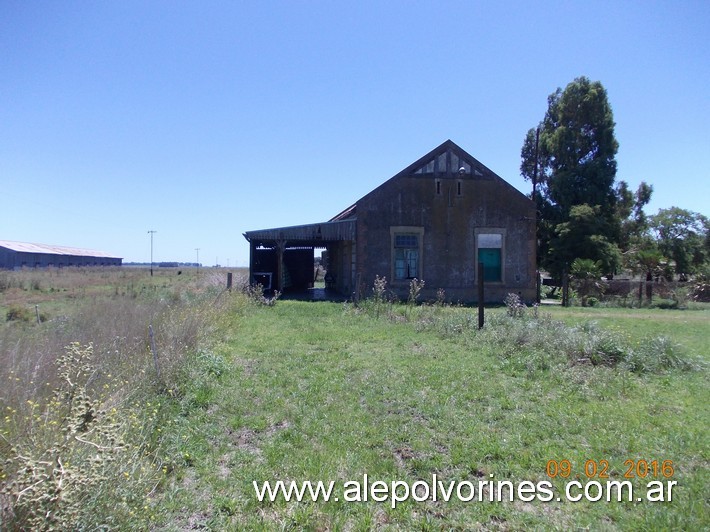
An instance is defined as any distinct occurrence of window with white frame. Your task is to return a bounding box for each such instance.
[393,233,421,280]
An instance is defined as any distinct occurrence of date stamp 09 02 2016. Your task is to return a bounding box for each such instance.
[545,459,675,480]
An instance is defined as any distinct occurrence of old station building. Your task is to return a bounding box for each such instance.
[244,140,536,303]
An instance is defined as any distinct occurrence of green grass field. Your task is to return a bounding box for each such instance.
[152,300,709,530]
[1,269,708,530]
[547,305,710,357]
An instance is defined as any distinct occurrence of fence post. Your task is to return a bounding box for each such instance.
[536,270,541,304]
[562,268,569,307]
[478,262,484,329]
[227,272,233,292]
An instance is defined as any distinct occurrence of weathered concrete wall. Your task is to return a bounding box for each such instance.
[356,172,536,304]
[325,241,355,297]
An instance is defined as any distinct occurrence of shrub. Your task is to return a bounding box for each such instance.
[243,283,281,306]
[654,299,678,310]
[464,312,696,375]
[196,350,229,378]
[671,286,689,308]
[625,336,696,373]
[570,258,606,306]
[0,268,246,529]
[373,275,387,301]
[435,287,446,306]
[6,305,32,322]
[0,343,162,530]
[577,323,626,366]
[0,272,9,292]
[366,275,390,319]
[407,278,425,306]
[504,293,526,318]
[690,272,710,302]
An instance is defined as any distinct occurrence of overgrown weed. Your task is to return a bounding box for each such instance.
[1,343,164,529]
[243,283,281,306]
[356,288,700,376]
[0,267,254,529]
[478,311,696,374]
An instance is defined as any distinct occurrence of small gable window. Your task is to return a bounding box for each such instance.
[412,147,472,176]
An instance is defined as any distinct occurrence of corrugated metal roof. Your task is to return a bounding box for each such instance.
[329,203,356,222]
[243,220,356,245]
[0,240,122,259]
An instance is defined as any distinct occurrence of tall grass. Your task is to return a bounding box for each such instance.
[0,267,249,529]
[3,270,704,529]
[146,295,708,529]
[352,284,700,375]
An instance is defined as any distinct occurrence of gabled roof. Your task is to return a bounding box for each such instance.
[329,203,356,222]
[328,139,532,221]
[246,140,533,241]
[0,240,122,259]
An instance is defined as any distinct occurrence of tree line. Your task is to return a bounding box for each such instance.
[520,76,709,284]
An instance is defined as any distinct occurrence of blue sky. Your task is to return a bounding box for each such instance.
[2,1,708,265]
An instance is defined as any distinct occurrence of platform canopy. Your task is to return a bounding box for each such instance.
[243,219,355,248]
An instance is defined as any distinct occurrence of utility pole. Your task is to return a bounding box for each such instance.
[532,127,541,305]
[195,248,200,275]
[147,230,157,276]
[532,126,540,197]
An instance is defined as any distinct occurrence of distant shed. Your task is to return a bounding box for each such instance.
[0,240,122,269]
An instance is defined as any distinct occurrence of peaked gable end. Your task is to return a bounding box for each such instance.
[403,140,492,180]
[328,139,533,222]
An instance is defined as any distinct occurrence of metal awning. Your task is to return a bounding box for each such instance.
[243,219,355,247]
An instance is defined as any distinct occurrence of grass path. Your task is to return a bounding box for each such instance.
[153,302,709,530]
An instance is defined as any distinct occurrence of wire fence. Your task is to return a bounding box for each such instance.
[543,278,709,306]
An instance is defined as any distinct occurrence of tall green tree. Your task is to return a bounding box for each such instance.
[616,181,654,252]
[649,207,709,280]
[521,77,624,278]
[551,204,621,276]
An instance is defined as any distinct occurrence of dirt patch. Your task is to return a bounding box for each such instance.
[227,420,291,457]
[233,357,257,376]
[228,427,262,456]
[393,446,417,470]
[217,453,232,480]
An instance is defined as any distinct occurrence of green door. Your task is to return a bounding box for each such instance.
[479,248,501,282]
